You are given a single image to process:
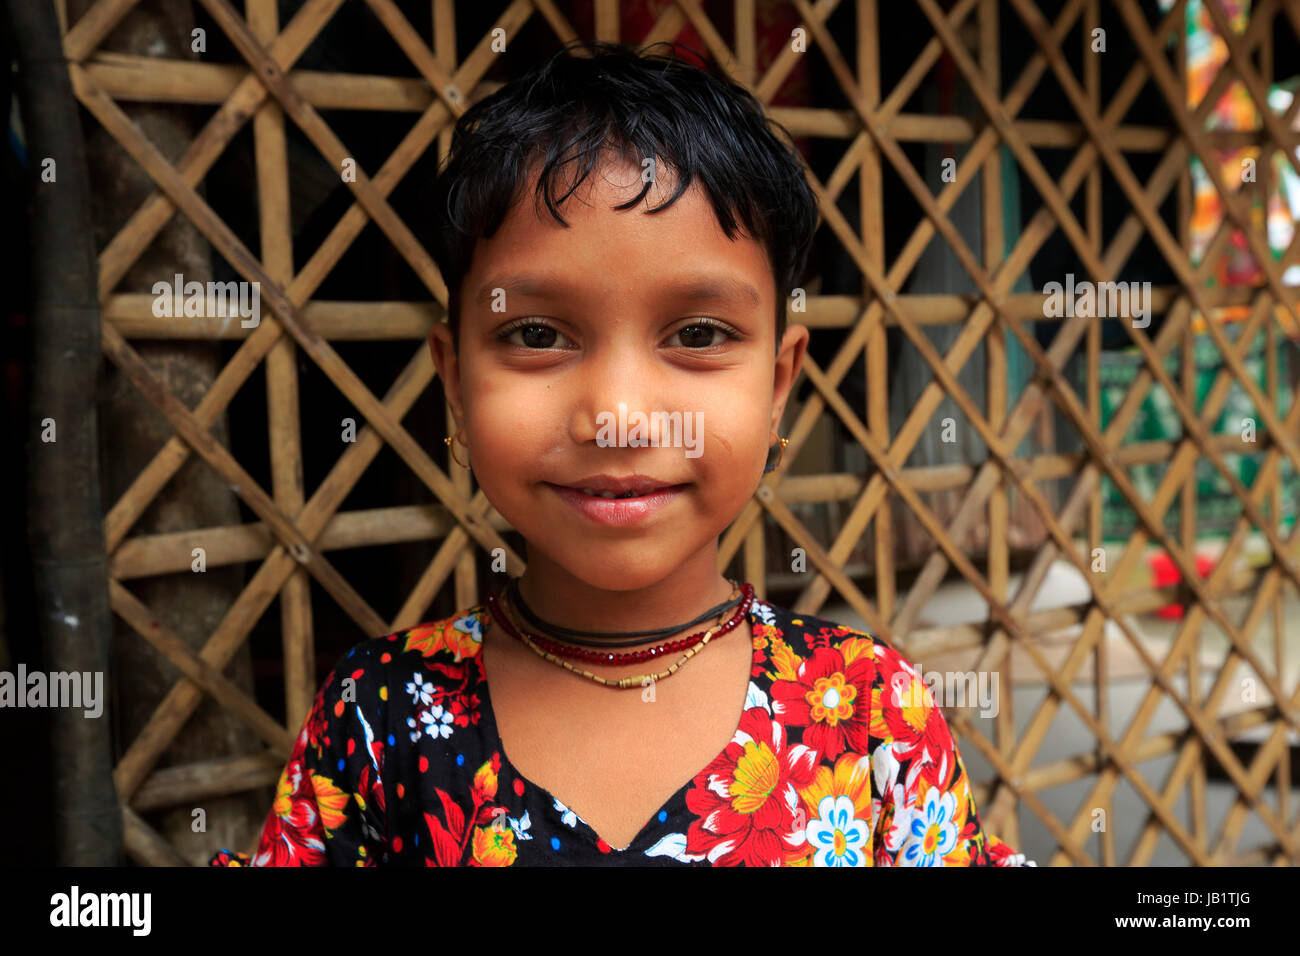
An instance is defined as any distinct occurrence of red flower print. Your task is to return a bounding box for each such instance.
[356,750,386,817]
[423,752,510,866]
[304,685,332,757]
[251,756,326,866]
[684,706,819,866]
[870,643,955,767]
[449,689,483,729]
[769,641,875,761]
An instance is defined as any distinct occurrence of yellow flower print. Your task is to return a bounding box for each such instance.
[310,773,351,834]
[804,671,856,727]
[839,635,873,667]
[402,611,485,661]
[769,638,803,682]
[729,739,780,815]
[271,764,296,819]
[798,753,873,867]
[472,823,518,866]
[443,612,485,661]
[473,755,500,801]
[402,623,445,659]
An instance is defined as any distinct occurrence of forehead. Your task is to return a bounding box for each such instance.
[464,152,773,308]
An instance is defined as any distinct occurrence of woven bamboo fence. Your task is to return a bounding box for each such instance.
[60,0,1300,866]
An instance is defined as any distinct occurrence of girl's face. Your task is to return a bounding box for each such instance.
[429,155,808,592]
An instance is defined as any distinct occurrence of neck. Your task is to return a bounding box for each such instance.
[509,549,737,646]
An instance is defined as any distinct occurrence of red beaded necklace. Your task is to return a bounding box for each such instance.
[486,583,755,666]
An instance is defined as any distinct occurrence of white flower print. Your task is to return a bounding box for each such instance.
[406,671,435,708]
[896,786,959,866]
[644,832,707,863]
[499,809,532,842]
[553,796,579,828]
[419,704,455,740]
[805,794,870,866]
[744,679,770,714]
[451,612,484,656]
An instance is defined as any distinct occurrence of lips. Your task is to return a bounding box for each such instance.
[554,474,682,496]
[543,482,689,527]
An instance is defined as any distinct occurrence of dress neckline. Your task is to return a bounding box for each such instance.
[471,594,767,855]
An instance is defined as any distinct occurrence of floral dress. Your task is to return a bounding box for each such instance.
[209,594,1035,867]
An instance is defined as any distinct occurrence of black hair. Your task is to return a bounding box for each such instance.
[426,40,819,353]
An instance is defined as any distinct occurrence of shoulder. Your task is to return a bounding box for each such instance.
[360,605,493,732]
[301,606,490,735]
[751,598,897,674]
[388,604,490,665]
[752,599,928,714]
[324,605,490,688]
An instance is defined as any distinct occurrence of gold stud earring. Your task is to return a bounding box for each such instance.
[443,425,470,469]
[764,431,789,473]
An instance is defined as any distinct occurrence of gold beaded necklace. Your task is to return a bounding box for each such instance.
[485,583,755,689]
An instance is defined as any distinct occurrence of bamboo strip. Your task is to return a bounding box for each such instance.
[129,752,284,811]
[109,580,294,756]
[859,0,893,623]
[63,0,142,61]
[121,806,190,866]
[83,55,436,110]
[980,0,1014,846]
[595,0,619,43]
[251,0,315,734]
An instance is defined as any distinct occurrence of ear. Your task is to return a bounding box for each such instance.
[770,323,809,432]
[428,321,466,428]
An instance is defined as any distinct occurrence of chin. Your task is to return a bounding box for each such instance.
[558,552,680,590]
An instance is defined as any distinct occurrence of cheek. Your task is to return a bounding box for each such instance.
[689,388,773,476]
[458,364,562,478]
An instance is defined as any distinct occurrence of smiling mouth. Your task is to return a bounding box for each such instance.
[545,483,689,499]
[540,481,696,528]
[582,487,674,499]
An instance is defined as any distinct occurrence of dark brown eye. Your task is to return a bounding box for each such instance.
[498,322,566,349]
[674,323,722,348]
[519,324,557,349]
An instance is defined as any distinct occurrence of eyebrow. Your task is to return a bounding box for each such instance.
[473,273,762,308]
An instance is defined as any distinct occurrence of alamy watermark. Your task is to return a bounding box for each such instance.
[0,665,103,718]
[889,663,1000,718]
[50,886,150,936]
[151,273,260,328]
[1042,272,1152,328]
[595,401,703,458]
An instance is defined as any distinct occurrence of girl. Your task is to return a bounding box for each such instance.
[211,41,1033,868]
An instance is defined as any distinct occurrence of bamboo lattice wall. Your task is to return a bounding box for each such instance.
[60,0,1300,865]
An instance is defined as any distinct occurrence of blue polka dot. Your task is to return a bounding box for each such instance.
[347,648,355,657]
[456,753,464,766]
[414,833,419,846]
[657,810,667,823]
[337,758,345,772]
[387,734,396,746]
[550,836,561,851]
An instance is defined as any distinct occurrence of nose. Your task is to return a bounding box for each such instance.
[566,336,668,448]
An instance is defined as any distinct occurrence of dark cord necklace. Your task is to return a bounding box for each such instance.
[505,577,743,648]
